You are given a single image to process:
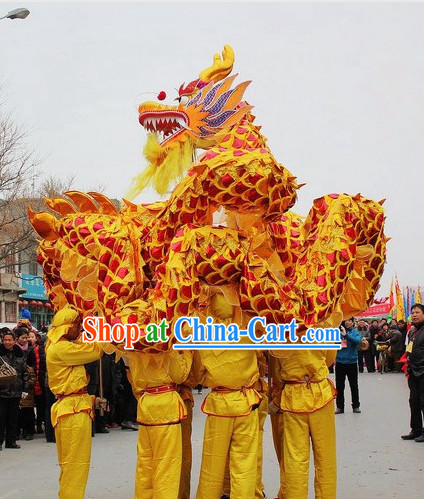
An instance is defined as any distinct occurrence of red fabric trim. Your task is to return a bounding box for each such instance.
[140,383,176,395]
[56,388,88,400]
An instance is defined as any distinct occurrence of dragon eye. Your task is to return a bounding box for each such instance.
[179,95,190,106]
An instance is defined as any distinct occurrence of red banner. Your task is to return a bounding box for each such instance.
[356,303,391,318]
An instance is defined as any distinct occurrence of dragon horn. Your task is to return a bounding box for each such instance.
[378,198,386,206]
[64,191,98,212]
[199,45,235,84]
[122,198,138,211]
[45,197,76,217]
[88,192,118,215]
[28,206,59,241]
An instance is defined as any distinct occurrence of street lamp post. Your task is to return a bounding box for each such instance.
[0,8,30,20]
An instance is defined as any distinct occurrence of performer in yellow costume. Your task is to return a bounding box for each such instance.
[221,351,268,499]
[127,349,192,499]
[254,352,269,499]
[194,348,261,499]
[268,355,284,499]
[271,349,337,499]
[193,293,262,499]
[46,306,103,499]
[177,371,198,499]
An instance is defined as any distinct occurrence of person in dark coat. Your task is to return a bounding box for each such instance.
[115,358,138,430]
[357,320,375,373]
[398,320,408,353]
[402,304,424,442]
[28,330,46,434]
[0,331,30,449]
[369,320,379,367]
[387,326,404,372]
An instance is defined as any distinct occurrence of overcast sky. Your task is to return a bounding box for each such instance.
[1,2,423,297]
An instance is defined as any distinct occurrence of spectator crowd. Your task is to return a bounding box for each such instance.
[0,320,139,451]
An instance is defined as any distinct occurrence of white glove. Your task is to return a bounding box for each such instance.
[95,397,107,411]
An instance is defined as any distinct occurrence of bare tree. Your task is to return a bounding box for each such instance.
[37,174,76,199]
[0,100,39,271]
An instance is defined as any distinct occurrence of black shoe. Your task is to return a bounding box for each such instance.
[121,420,138,431]
[414,435,424,442]
[401,431,421,440]
[5,443,21,449]
[353,407,361,413]
[96,427,109,434]
[335,407,344,414]
[24,435,32,441]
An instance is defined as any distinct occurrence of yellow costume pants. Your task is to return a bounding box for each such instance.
[179,402,193,499]
[281,402,336,499]
[134,423,182,499]
[221,397,267,498]
[255,395,268,498]
[55,411,92,499]
[196,410,259,499]
[270,412,284,499]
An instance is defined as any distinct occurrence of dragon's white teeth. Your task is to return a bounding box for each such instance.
[177,118,188,129]
[142,113,189,140]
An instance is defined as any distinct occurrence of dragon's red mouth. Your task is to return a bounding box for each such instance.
[138,110,189,145]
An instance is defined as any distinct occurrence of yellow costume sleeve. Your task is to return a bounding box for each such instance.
[54,340,103,366]
[191,350,207,386]
[47,340,103,427]
[325,350,337,367]
[169,350,193,384]
[127,351,188,425]
[272,350,336,413]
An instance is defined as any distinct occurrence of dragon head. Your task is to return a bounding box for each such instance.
[130,45,253,197]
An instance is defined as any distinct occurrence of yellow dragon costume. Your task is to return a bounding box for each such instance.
[29,45,387,498]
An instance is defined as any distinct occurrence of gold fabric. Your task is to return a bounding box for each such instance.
[281,402,337,499]
[271,349,337,412]
[271,350,337,499]
[128,351,191,499]
[196,410,259,499]
[271,412,284,499]
[255,380,268,499]
[221,380,267,498]
[192,350,261,417]
[179,400,193,499]
[128,350,192,425]
[46,311,102,428]
[55,411,92,499]
[134,423,182,499]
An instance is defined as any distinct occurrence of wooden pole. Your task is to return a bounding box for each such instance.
[98,357,104,416]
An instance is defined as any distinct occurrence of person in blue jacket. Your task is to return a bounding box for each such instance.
[335,318,362,414]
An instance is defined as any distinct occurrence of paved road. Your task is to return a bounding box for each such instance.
[1,372,423,498]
